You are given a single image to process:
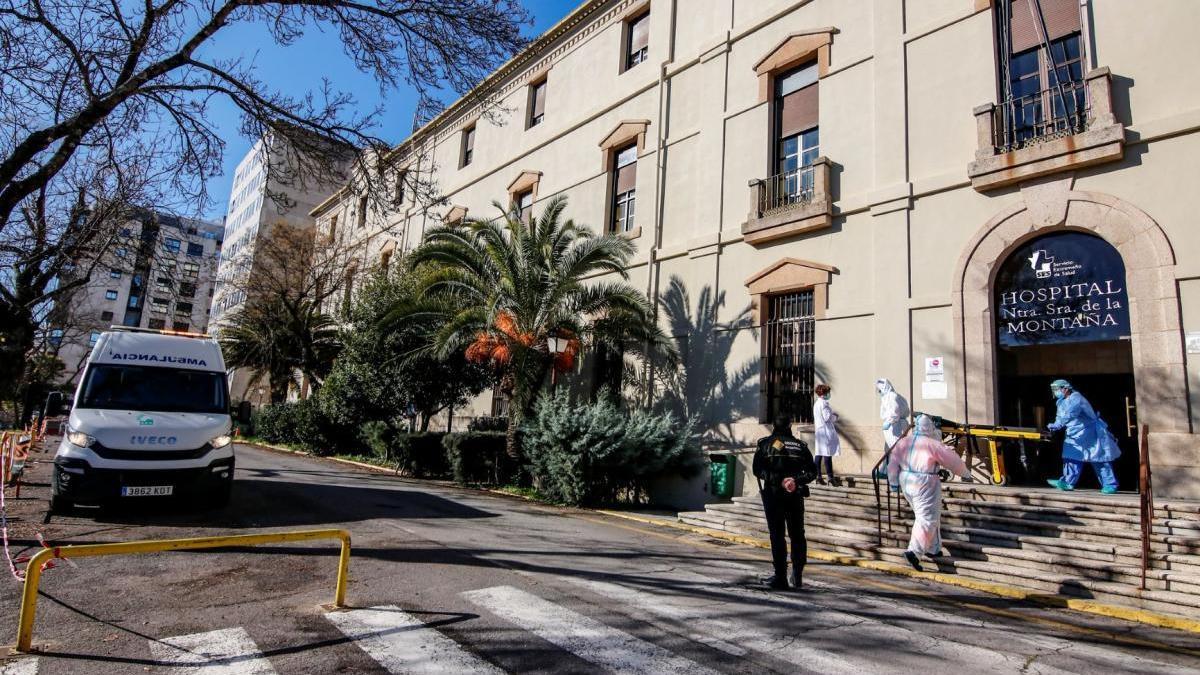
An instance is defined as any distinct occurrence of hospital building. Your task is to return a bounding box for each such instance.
[311,0,1200,503]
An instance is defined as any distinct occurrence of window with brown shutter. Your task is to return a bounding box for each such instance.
[996,0,1087,149]
[461,126,475,167]
[625,12,649,70]
[611,144,637,233]
[515,190,534,223]
[528,80,547,128]
[773,62,820,204]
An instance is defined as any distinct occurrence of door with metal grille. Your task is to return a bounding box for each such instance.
[764,290,816,423]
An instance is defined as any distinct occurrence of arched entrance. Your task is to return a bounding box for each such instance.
[993,231,1137,487]
[952,178,1189,491]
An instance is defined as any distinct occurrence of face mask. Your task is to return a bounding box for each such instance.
[823,394,831,400]
[1052,389,1064,401]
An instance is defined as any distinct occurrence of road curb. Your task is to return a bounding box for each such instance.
[596,509,1200,635]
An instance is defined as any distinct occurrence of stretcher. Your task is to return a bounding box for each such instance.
[919,414,1050,485]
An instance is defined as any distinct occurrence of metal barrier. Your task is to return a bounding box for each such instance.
[14,528,351,652]
[1138,424,1154,591]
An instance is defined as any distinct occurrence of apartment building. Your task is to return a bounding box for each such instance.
[313,0,1200,501]
[52,212,223,381]
[212,132,346,403]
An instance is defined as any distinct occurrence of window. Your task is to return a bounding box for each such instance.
[611,144,638,233]
[394,170,407,205]
[175,301,193,315]
[127,295,140,309]
[764,290,815,423]
[120,227,132,237]
[187,242,204,256]
[150,297,169,314]
[515,190,534,223]
[49,329,63,347]
[173,322,190,332]
[148,318,166,329]
[115,247,127,258]
[109,269,122,279]
[328,214,339,243]
[461,126,476,167]
[527,80,547,128]
[625,12,649,70]
[490,383,511,417]
[89,331,101,346]
[357,196,368,229]
[100,311,114,322]
[105,290,119,301]
[996,0,1086,149]
[182,262,199,279]
[164,238,181,253]
[774,62,820,205]
[123,313,140,327]
[179,282,197,298]
[155,276,173,293]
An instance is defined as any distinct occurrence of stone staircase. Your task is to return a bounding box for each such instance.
[679,476,1200,619]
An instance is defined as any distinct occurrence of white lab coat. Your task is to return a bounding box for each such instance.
[877,378,910,450]
[812,397,840,457]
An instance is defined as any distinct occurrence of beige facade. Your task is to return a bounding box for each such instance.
[314,0,1200,503]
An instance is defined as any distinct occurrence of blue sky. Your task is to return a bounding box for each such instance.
[198,0,577,220]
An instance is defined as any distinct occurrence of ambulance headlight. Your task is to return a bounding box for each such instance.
[66,428,95,448]
[209,434,233,449]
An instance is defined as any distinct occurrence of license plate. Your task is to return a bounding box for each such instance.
[121,485,173,497]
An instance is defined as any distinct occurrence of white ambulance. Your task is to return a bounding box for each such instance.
[52,328,234,511]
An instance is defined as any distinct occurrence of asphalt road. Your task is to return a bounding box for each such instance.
[1,444,1199,674]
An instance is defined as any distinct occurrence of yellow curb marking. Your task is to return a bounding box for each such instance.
[595,509,1200,639]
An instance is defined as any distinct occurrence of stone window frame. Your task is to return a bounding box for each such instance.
[753,28,835,106]
[745,258,837,424]
[598,120,650,239]
[618,1,651,74]
[459,121,477,169]
[507,170,543,222]
[443,205,469,226]
[525,68,550,130]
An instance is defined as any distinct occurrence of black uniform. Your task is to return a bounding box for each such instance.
[753,432,818,586]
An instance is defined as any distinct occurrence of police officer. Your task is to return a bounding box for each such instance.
[753,415,818,590]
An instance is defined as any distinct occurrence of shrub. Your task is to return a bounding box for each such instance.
[444,432,509,485]
[467,416,508,432]
[395,432,450,478]
[252,398,347,456]
[521,390,703,506]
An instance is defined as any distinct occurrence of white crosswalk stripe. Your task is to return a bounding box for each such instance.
[574,577,860,673]
[148,627,276,674]
[462,585,721,675]
[0,658,38,675]
[325,605,504,674]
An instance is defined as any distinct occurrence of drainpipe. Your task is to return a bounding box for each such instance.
[643,0,679,408]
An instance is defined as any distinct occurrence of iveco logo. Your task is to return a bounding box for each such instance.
[130,435,178,445]
[137,414,154,426]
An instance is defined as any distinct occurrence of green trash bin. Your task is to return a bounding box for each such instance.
[709,454,735,498]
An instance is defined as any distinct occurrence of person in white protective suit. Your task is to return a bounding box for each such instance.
[812,384,840,485]
[876,378,910,450]
[887,414,972,571]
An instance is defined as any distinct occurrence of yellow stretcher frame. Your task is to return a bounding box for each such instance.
[935,421,1047,485]
[13,528,351,653]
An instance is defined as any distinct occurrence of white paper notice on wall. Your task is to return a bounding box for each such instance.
[924,356,945,382]
[1188,332,1200,354]
[922,381,948,400]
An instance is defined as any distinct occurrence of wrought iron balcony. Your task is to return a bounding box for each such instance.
[968,67,1124,191]
[743,157,832,245]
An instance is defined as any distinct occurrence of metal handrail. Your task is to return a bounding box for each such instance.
[14,528,352,652]
[872,450,891,547]
[758,165,816,215]
[993,78,1091,154]
[1138,424,1154,591]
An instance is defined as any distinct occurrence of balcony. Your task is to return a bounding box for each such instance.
[742,157,832,246]
[968,67,1124,191]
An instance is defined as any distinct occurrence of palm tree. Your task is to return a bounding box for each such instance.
[220,296,340,403]
[397,196,673,459]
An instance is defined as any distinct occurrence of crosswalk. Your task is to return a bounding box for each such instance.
[7,577,1198,674]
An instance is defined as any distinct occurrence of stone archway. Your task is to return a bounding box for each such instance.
[952,177,1187,436]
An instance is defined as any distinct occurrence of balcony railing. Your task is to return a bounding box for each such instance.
[759,165,816,215]
[743,157,832,245]
[968,67,1124,191]
[991,79,1090,154]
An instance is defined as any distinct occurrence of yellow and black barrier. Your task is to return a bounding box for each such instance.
[13,528,351,653]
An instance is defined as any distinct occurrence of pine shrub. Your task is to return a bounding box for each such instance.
[521,391,702,506]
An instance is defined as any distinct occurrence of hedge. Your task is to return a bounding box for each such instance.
[443,432,509,485]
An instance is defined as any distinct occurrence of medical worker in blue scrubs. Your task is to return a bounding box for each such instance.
[1045,379,1121,494]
